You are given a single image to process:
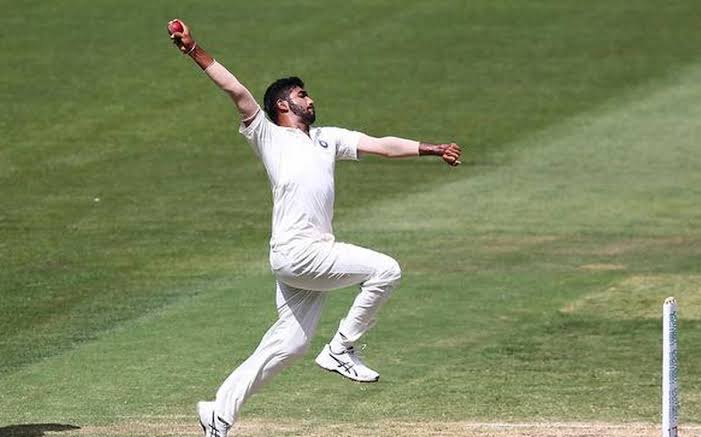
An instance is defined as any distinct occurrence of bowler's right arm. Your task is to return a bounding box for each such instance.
[168,19,259,126]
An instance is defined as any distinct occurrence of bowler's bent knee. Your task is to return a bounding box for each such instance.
[378,256,401,288]
[277,333,312,361]
[384,258,402,286]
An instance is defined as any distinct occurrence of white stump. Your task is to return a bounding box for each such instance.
[662,297,678,437]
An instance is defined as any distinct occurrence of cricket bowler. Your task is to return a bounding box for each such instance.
[167,19,462,437]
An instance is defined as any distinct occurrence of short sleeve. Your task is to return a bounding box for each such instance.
[329,127,361,161]
[239,107,272,155]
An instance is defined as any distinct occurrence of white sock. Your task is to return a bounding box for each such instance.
[330,331,352,353]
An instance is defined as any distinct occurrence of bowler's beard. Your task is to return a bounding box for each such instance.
[288,100,316,125]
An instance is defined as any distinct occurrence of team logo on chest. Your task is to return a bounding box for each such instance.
[318,139,329,149]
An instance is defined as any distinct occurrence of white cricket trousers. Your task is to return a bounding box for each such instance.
[214,239,402,424]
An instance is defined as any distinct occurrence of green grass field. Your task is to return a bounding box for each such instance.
[2,1,701,435]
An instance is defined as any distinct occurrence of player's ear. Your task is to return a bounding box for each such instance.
[276,99,289,114]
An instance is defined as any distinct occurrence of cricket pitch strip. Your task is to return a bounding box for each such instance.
[67,418,701,436]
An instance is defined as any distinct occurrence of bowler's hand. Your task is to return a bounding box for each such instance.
[441,143,462,166]
[167,19,196,54]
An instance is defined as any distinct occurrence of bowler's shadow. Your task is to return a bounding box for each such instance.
[0,424,80,437]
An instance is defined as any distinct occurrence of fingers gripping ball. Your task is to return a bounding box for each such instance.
[168,19,184,34]
[167,19,195,54]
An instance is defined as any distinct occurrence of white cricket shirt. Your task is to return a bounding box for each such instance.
[239,108,360,249]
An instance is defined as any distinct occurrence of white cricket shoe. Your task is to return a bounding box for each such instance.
[315,344,380,382]
[197,401,232,437]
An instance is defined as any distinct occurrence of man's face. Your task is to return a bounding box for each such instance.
[284,86,316,125]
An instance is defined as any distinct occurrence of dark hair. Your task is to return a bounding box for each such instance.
[263,76,305,124]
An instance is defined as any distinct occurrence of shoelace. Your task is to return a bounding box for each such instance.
[344,344,370,366]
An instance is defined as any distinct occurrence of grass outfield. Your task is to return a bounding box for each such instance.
[2,1,701,435]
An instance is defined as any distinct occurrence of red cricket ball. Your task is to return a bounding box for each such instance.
[168,20,184,34]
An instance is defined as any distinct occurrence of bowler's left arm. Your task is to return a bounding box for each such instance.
[357,135,462,166]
